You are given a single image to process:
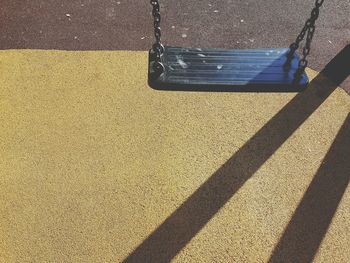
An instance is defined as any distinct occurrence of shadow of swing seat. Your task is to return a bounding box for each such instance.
[148,0,325,92]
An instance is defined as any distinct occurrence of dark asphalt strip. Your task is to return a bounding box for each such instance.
[1,0,349,91]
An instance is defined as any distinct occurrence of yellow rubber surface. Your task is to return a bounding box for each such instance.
[0,50,349,262]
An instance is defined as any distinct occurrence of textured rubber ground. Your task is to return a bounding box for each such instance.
[0,50,349,263]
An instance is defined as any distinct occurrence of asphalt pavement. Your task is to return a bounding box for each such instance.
[1,0,349,90]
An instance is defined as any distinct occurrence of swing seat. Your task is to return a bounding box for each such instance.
[149,47,309,92]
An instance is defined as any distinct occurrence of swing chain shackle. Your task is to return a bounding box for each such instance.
[150,0,165,75]
[288,0,325,77]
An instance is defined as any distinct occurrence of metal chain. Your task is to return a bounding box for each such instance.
[288,0,325,77]
[150,0,324,78]
[150,0,165,74]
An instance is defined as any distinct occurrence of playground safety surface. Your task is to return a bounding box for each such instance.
[0,50,349,262]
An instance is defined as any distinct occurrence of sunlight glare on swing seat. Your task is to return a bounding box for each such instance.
[149,47,309,92]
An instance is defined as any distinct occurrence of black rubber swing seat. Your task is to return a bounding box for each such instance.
[148,46,309,92]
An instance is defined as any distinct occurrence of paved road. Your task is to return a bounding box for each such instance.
[1,0,349,90]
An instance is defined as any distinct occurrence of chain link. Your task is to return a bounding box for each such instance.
[288,0,325,78]
[150,0,165,74]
